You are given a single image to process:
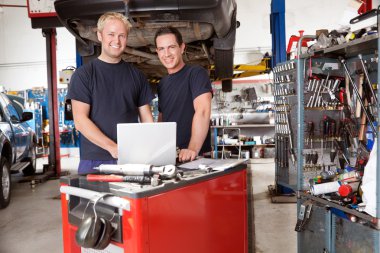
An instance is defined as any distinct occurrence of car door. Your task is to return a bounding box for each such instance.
[0,94,29,161]
[0,102,14,161]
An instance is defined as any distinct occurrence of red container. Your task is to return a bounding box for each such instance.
[60,165,249,253]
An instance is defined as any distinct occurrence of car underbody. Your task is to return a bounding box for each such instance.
[55,0,237,84]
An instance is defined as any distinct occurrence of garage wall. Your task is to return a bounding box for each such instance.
[0,0,76,91]
[0,0,378,90]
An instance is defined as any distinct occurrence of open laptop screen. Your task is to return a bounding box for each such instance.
[117,122,176,166]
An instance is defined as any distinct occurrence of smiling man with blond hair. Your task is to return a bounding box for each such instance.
[67,12,154,174]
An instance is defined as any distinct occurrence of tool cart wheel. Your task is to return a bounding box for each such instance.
[0,157,11,209]
[22,142,37,176]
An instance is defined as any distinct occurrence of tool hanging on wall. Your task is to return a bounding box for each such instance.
[295,201,313,232]
[306,121,315,149]
[283,99,296,164]
[333,139,350,166]
[358,54,378,105]
[340,58,377,138]
[328,118,337,163]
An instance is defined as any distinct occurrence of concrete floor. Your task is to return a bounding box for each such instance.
[251,159,297,253]
[0,153,296,253]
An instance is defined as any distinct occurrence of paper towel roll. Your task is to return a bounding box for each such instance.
[311,181,341,195]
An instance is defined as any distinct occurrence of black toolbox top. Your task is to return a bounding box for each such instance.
[61,159,247,199]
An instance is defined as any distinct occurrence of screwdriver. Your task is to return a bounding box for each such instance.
[330,120,337,163]
[311,151,319,165]
[320,116,329,163]
[307,121,314,148]
[305,152,311,164]
[334,139,350,165]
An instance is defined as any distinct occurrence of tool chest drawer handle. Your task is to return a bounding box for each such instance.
[60,186,130,212]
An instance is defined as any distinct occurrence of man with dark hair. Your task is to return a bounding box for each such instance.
[67,12,154,174]
[155,26,212,162]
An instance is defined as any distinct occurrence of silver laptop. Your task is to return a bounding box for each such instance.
[117,122,176,166]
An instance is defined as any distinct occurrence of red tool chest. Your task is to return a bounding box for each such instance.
[60,163,249,253]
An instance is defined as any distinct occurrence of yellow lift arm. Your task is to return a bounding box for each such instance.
[210,57,271,81]
[148,57,271,84]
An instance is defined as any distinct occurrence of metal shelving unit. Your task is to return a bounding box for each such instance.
[290,26,380,252]
[211,124,275,159]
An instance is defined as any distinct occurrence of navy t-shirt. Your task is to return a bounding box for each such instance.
[157,65,212,154]
[67,58,155,160]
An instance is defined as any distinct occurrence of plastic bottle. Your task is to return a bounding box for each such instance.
[336,171,362,183]
[366,121,377,151]
[338,181,360,197]
[220,116,224,126]
[310,181,341,195]
[320,170,336,180]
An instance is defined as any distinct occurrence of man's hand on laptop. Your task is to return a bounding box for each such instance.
[178,148,198,162]
[107,142,118,159]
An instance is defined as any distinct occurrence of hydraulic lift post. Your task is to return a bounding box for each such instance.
[27,0,63,177]
[43,28,61,176]
[270,0,286,67]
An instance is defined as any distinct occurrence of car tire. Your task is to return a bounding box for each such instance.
[214,49,234,79]
[0,156,11,209]
[22,143,37,176]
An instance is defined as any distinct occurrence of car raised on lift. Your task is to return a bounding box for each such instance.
[0,93,37,209]
[54,0,237,90]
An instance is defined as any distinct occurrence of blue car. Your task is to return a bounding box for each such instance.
[0,93,37,209]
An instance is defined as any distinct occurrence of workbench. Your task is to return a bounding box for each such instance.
[60,160,249,253]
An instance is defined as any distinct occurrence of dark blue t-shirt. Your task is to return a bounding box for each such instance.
[67,58,154,160]
[157,65,212,154]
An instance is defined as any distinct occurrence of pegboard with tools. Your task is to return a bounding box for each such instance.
[274,51,377,192]
[299,52,377,202]
[300,58,346,190]
[280,30,380,252]
[273,60,299,189]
